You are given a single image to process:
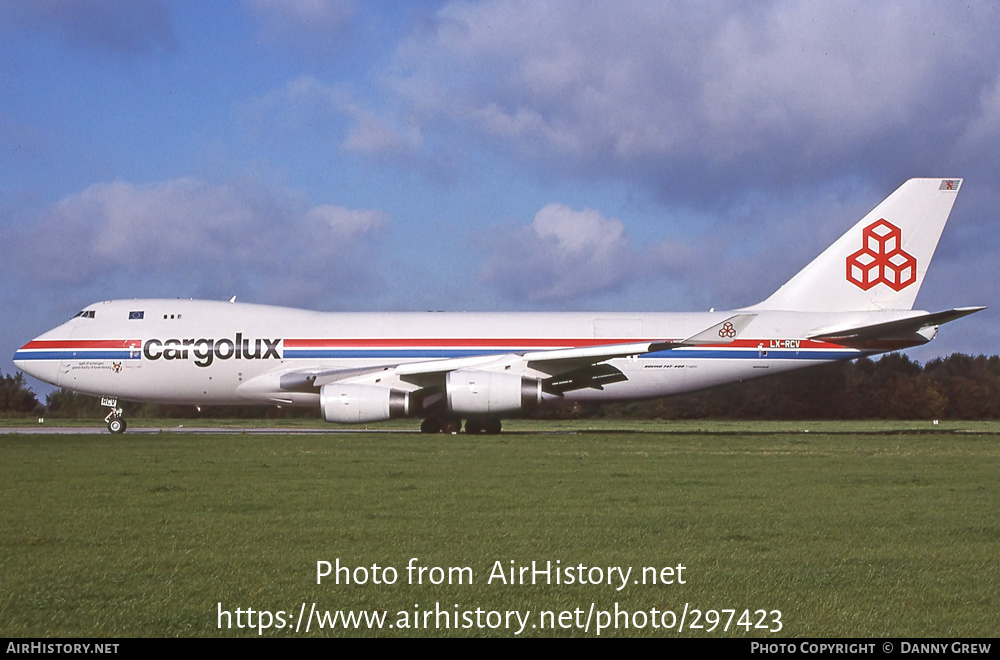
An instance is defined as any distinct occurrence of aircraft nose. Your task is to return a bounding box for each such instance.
[13,339,62,387]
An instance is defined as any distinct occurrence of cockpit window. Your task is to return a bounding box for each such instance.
[73,310,96,319]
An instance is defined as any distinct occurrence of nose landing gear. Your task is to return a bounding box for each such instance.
[102,396,127,434]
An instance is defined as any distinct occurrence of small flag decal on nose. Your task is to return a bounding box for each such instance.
[129,311,144,320]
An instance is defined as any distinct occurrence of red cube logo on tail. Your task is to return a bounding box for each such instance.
[846,219,916,291]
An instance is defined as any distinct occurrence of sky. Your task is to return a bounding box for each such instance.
[2,0,999,394]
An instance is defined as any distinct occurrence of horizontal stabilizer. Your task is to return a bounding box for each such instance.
[809,307,985,347]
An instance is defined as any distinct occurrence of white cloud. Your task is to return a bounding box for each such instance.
[244,76,423,159]
[302,205,386,238]
[340,105,423,157]
[2,177,390,306]
[480,203,692,302]
[391,1,1000,189]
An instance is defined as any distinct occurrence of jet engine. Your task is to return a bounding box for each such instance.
[445,370,542,415]
[320,383,410,423]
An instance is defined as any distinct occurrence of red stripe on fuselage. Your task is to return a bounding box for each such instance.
[20,339,142,350]
[283,337,635,348]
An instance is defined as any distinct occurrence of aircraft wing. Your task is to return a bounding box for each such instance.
[393,313,757,378]
[808,307,985,348]
[238,313,757,401]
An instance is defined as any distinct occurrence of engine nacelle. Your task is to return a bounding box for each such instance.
[446,370,542,415]
[320,383,410,423]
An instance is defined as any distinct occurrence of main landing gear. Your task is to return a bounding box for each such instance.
[420,417,460,434]
[419,417,502,434]
[102,396,127,434]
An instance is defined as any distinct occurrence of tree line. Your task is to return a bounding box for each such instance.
[595,353,1000,420]
[3,352,1000,420]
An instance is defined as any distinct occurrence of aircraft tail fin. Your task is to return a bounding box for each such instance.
[749,178,962,312]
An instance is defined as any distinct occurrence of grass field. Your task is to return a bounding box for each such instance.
[1,422,997,637]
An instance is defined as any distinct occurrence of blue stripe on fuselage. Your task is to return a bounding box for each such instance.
[283,348,514,359]
[283,348,858,361]
[642,349,856,360]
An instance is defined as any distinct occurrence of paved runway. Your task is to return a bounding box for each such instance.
[0,426,415,435]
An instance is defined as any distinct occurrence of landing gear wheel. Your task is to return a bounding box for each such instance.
[465,418,484,434]
[102,397,126,434]
[484,418,502,435]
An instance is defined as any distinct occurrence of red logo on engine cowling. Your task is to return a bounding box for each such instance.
[846,219,916,291]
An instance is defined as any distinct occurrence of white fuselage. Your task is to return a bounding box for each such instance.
[14,298,916,411]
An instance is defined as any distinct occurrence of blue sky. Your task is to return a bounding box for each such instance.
[3,0,999,391]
